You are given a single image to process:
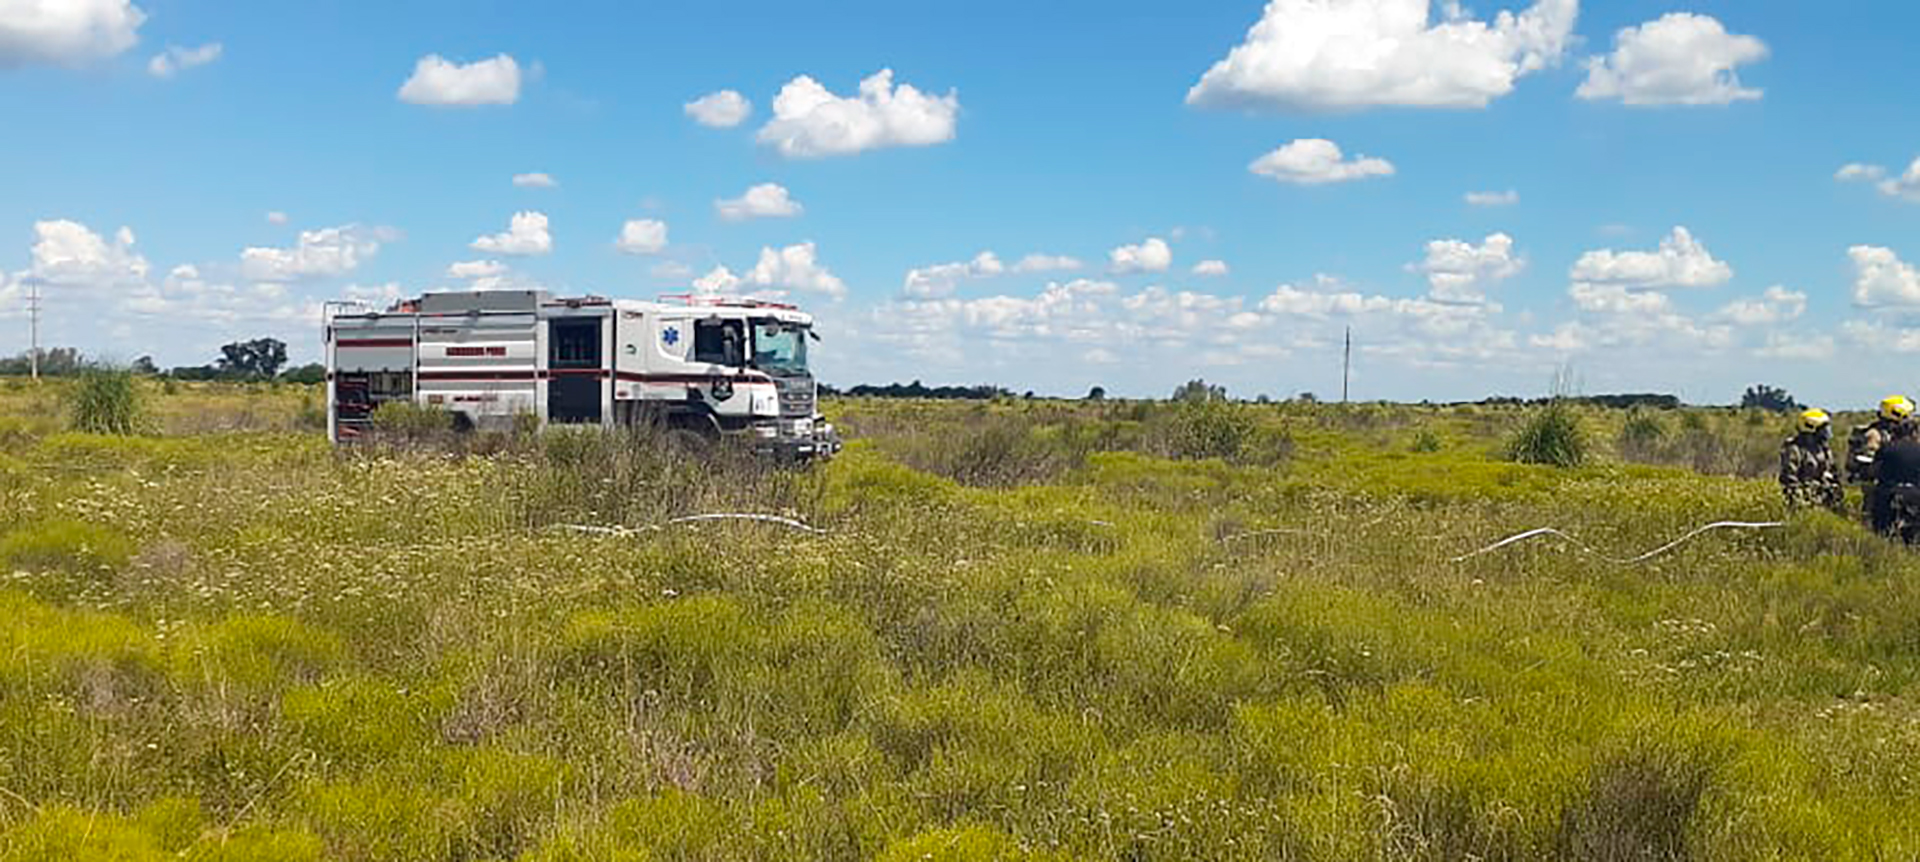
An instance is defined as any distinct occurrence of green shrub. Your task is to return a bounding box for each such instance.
[1411,428,1443,453]
[1506,401,1587,467]
[67,368,144,434]
[1157,400,1253,462]
[1617,411,1668,460]
[876,824,1075,861]
[0,519,135,574]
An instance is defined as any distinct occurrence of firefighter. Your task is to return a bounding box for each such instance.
[1780,408,1843,513]
[1846,395,1916,483]
[1871,418,1920,541]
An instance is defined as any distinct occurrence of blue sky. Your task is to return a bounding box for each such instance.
[2,0,1918,404]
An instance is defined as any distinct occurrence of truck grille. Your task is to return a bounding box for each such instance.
[775,376,815,417]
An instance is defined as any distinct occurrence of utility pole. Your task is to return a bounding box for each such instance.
[1341,326,1351,404]
[25,277,40,382]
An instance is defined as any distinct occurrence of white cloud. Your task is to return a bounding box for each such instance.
[903,251,1004,298]
[1843,320,1920,355]
[265,211,289,225]
[240,224,396,282]
[0,0,145,68]
[1578,13,1767,106]
[1754,332,1834,362]
[1465,190,1519,207]
[1414,233,1523,303]
[1012,254,1083,274]
[1568,282,1673,315]
[615,219,668,256]
[1187,0,1577,110]
[1849,245,1920,308]
[1716,286,1806,326]
[1250,139,1394,185]
[1109,237,1172,274]
[685,89,752,128]
[693,266,740,296]
[757,69,959,158]
[447,260,506,279]
[397,54,521,107]
[1192,260,1230,277]
[1837,157,1920,203]
[741,242,847,300]
[715,183,803,221]
[650,260,693,281]
[470,211,551,256]
[512,172,557,189]
[20,219,149,288]
[1568,226,1732,290]
[147,42,220,77]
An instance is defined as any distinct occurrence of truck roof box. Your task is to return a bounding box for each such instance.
[416,289,550,314]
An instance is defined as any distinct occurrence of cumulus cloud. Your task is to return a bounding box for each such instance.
[615,219,668,255]
[1250,139,1394,185]
[1192,260,1230,277]
[1568,226,1732,290]
[470,211,551,256]
[1715,285,1806,326]
[903,251,1004,299]
[757,69,959,158]
[1578,13,1767,106]
[512,172,556,189]
[1843,320,1920,355]
[1837,157,1920,203]
[1187,0,1577,110]
[20,219,150,288]
[715,183,803,221]
[685,89,752,128]
[0,0,145,68]
[147,42,220,77]
[398,54,521,106]
[1012,254,1083,274]
[693,266,740,296]
[1109,237,1172,275]
[741,242,847,300]
[1414,233,1523,303]
[1849,245,1920,308]
[265,211,289,225]
[446,260,506,279]
[241,224,397,282]
[1466,190,1519,207]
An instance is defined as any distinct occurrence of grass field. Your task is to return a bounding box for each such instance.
[4,378,1920,860]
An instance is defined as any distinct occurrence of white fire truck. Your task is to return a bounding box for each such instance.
[323,289,839,459]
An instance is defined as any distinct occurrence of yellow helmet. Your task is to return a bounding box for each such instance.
[1882,396,1916,422]
[1798,409,1831,434]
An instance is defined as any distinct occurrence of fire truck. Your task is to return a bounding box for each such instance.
[323,289,839,459]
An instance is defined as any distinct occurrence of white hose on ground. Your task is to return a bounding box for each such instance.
[1450,520,1786,565]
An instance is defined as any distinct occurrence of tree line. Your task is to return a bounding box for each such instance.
[0,338,324,383]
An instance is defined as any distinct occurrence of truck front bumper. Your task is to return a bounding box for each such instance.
[750,417,842,461]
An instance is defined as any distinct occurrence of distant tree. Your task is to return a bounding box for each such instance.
[1254,393,1272,404]
[280,363,326,385]
[168,365,221,381]
[1740,384,1799,413]
[1296,392,1319,404]
[216,337,289,379]
[0,347,85,376]
[1086,386,1107,401]
[1172,379,1226,403]
[130,355,159,375]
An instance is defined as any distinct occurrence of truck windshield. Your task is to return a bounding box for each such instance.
[751,320,809,375]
